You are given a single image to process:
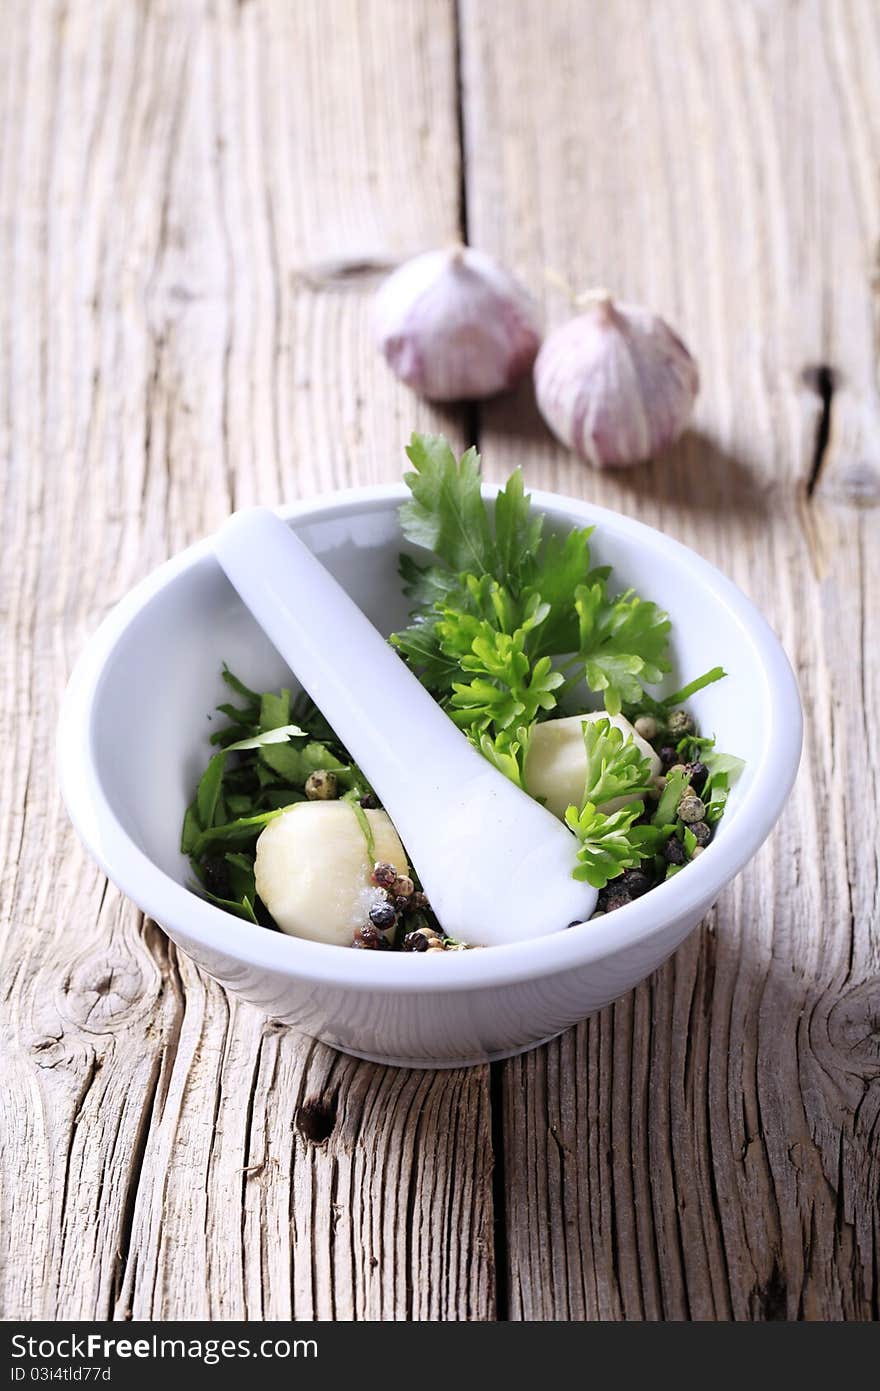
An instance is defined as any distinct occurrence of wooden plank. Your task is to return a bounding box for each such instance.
[461,0,880,1319]
[0,0,495,1320]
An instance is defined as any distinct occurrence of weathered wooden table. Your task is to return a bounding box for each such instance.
[2,0,878,1321]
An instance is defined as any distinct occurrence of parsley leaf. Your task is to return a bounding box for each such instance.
[575,583,671,714]
[494,468,543,588]
[580,717,655,807]
[565,801,671,889]
[475,723,535,790]
[400,434,494,575]
[653,767,691,825]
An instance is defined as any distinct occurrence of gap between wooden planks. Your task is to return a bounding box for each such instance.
[1,0,878,1322]
[462,0,880,1319]
[0,0,493,1322]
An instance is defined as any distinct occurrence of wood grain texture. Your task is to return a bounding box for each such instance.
[2,0,878,1324]
[0,0,495,1320]
[461,0,880,1320]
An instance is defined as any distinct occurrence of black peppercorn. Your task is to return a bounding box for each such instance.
[402,930,430,952]
[659,745,679,770]
[352,924,391,950]
[663,836,687,865]
[368,899,398,930]
[687,761,709,794]
[359,793,379,809]
[599,885,633,913]
[690,820,712,847]
[409,891,430,912]
[371,862,397,889]
[621,868,652,898]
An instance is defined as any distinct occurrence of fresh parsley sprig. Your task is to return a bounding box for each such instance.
[391,432,683,764]
[565,801,671,889]
[580,717,655,808]
[390,433,743,892]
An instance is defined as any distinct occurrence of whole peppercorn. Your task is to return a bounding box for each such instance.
[687,761,709,794]
[663,836,687,865]
[667,709,694,738]
[352,924,392,950]
[678,793,706,824]
[621,868,652,899]
[368,899,398,930]
[409,891,430,912]
[689,820,712,847]
[599,885,633,913]
[659,745,679,770]
[426,942,444,953]
[634,714,659,741]
[391,874,414,899]
[403,930,430,952]
[393,895,412,913]
[371,862,397,889]
[667,763,689,780]
[305,769,338,800]
[359,793,379,809]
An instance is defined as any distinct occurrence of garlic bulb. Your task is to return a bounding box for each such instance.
[373,246,541,401]
[534,293,698,467]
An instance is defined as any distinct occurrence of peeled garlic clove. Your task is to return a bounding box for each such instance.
[255,802,408,947]
[534,293,698,467]
[373,246,541,401]
[525,712,661,820]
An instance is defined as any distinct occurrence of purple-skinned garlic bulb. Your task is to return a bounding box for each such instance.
[534,292,699,467]
[373,246,541,402]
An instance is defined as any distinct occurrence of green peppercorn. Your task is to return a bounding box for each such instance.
[678,793,706,824]
[305,769,339,800]
[667,709,694,737]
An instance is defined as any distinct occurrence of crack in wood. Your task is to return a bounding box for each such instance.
[110,1051,162,1317]
[489,1062,509,1320]
[803,364,837,499]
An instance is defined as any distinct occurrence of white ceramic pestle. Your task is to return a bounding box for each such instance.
[214,509,597,945]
